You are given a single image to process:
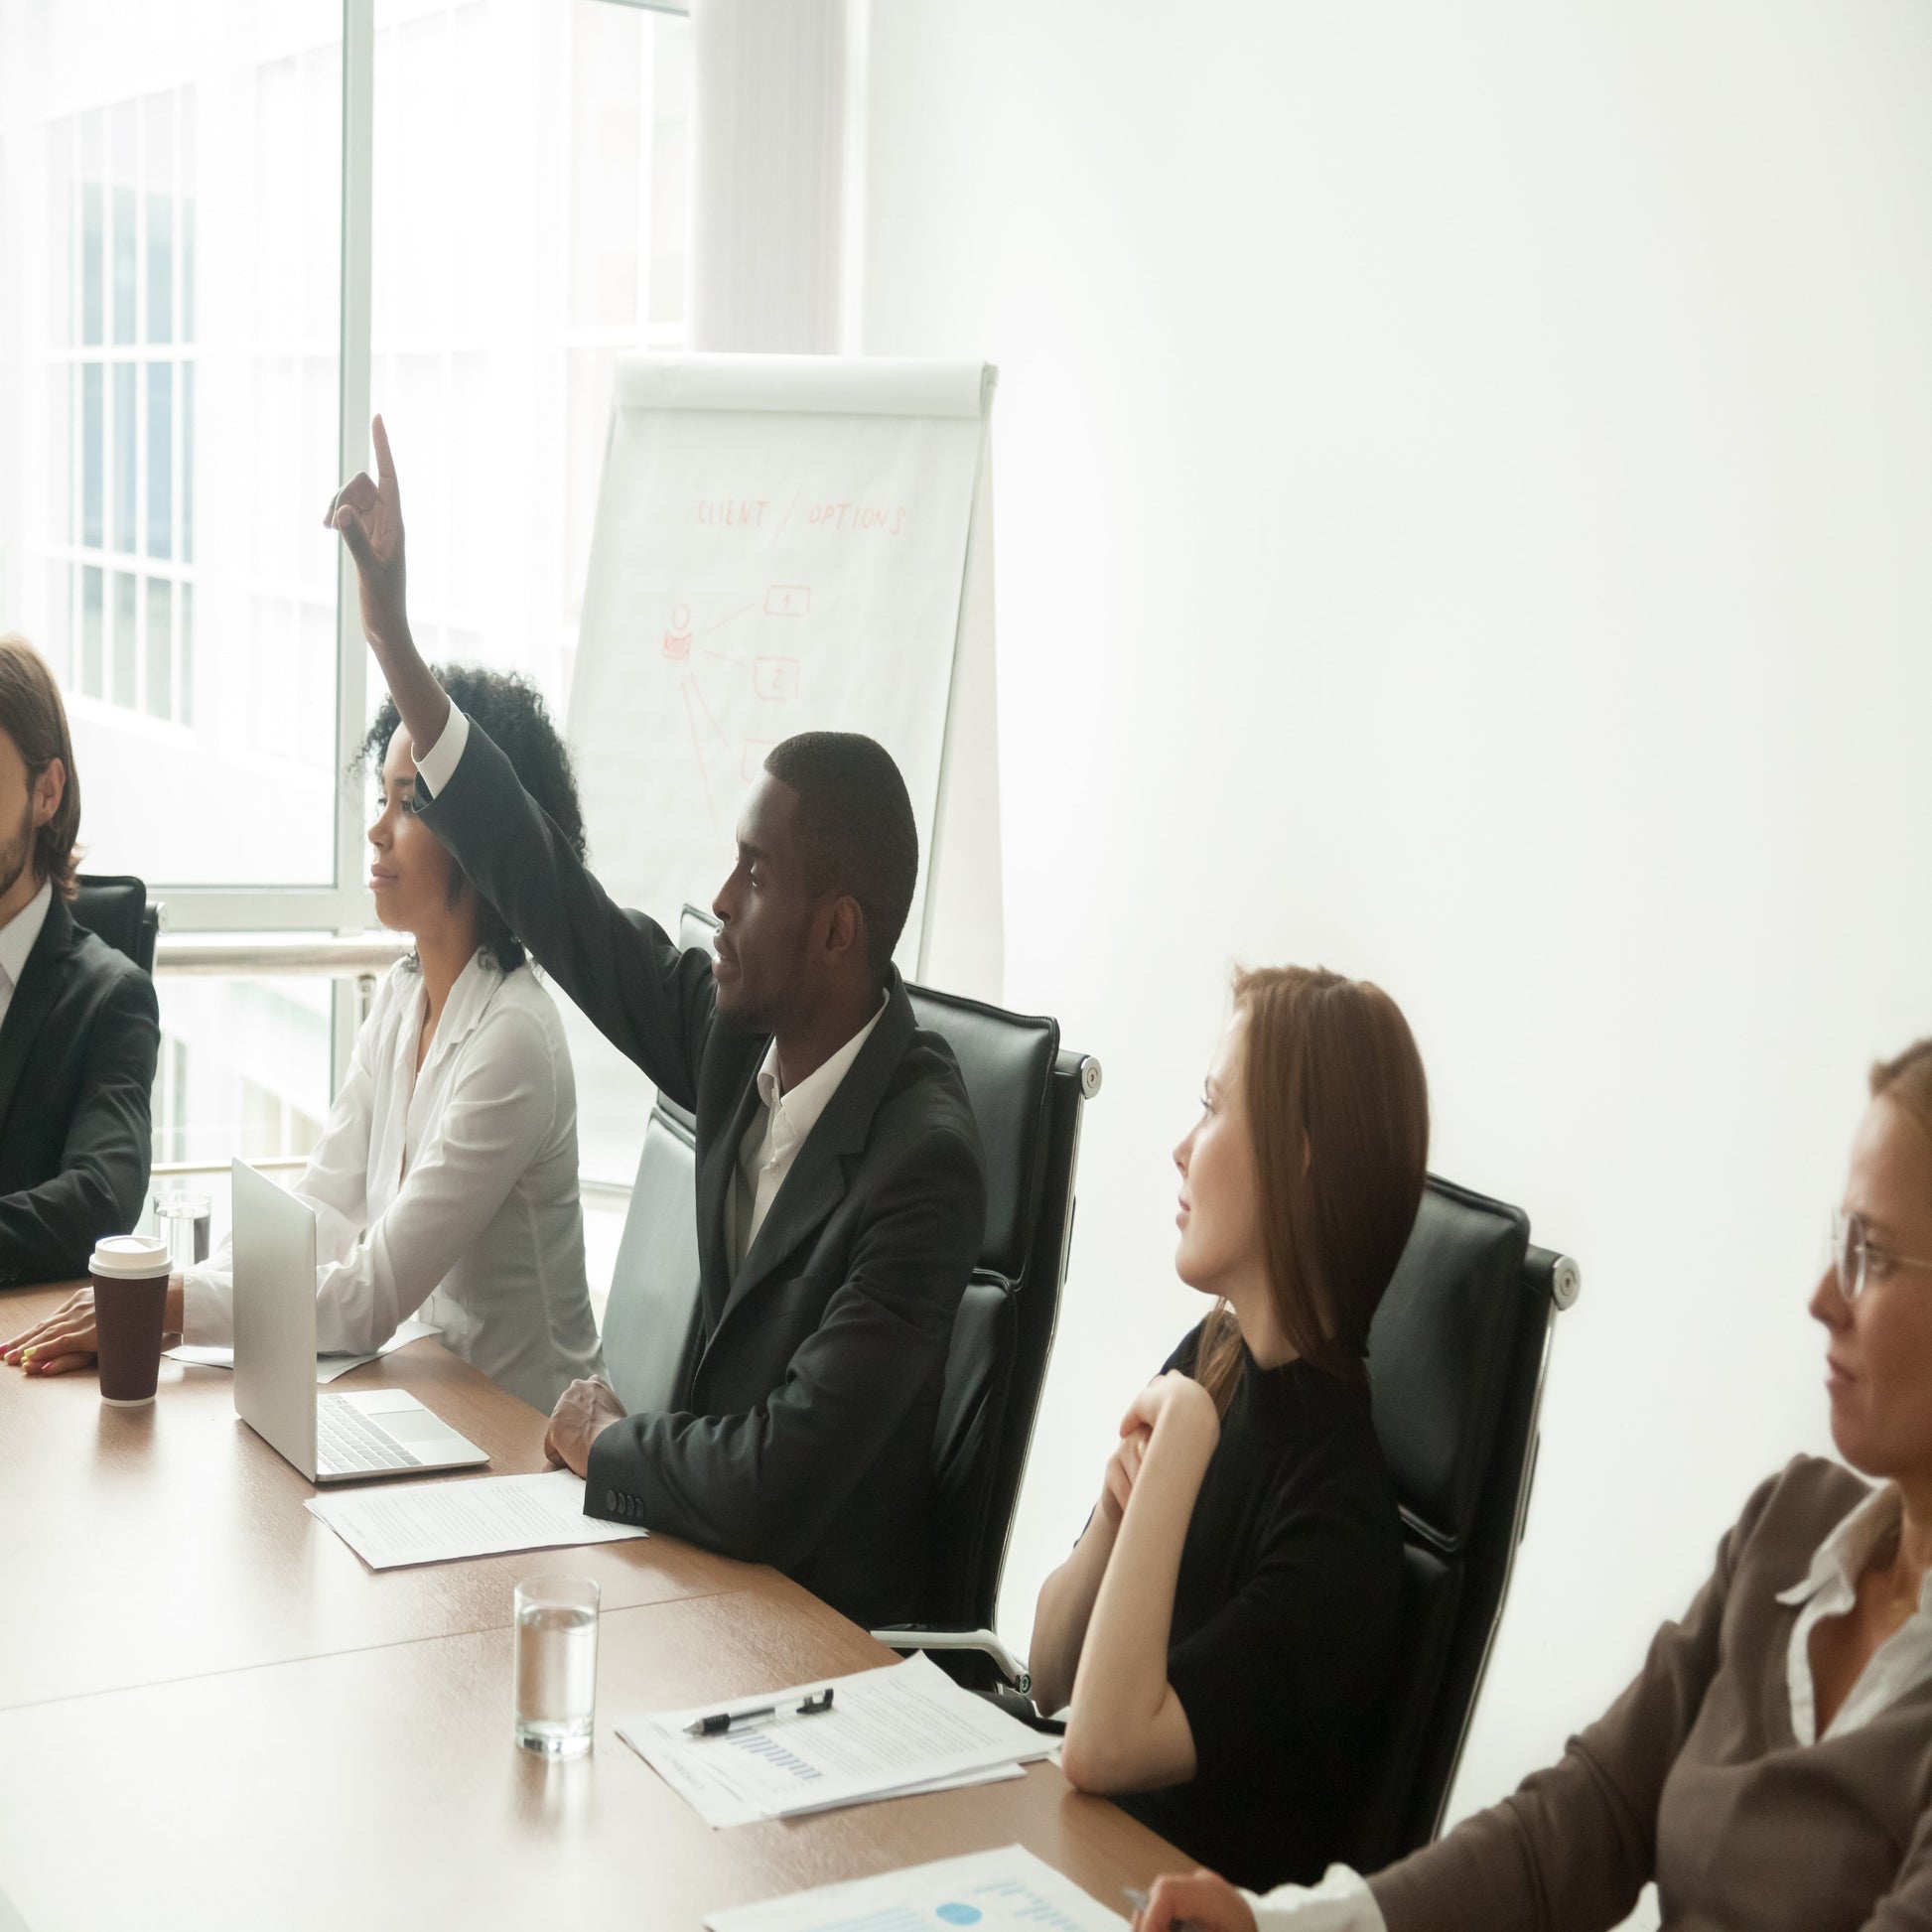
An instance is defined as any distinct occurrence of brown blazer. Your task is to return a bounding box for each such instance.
[1369,1455,1932,1932]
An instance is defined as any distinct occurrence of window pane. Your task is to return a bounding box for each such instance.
[113,202,138,346]
[80,179,103,346]
[81,565,104,698]
[9,12,343,888]
[147,362,172,559]
[112,362,136,552]
[112,570,137,708]
[81,362,103,547]
[146,578,174,722]
[146,93,175,345]
[154,978,334,1176]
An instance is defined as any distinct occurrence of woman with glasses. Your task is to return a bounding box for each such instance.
[1132,1037,1932,1932]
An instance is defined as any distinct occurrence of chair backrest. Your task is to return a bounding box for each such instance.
[597,907,1097,1632]
[905,982,1094,1633]
[599,908,708,1414]
[71,873,161,975]
[1347,1173,1580,1868]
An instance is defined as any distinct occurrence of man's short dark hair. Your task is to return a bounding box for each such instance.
[762,733,917,980]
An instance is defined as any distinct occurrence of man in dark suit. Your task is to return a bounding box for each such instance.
[327,421,987,1628]
[0,636,159,1293]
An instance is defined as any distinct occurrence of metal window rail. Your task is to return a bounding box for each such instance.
[151,930,632,1211]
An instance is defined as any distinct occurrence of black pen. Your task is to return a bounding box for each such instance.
[1121,1886,1203,1931]
[685,1688,835,1736]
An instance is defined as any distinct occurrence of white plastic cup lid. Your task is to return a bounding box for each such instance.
[90,1234,172,1279]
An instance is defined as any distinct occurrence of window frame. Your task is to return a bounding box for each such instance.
[155,0,689,938]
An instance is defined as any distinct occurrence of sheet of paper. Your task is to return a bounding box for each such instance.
[168,1318,440,1383]
[305,1469,647,1570]
[705,1844,1128,1932]
[617,1652,1052,1828]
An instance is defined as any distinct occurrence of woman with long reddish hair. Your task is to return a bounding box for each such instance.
[1133,1037,1932,1932]
[1030,965,1430,1893]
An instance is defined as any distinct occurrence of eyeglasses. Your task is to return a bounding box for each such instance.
[1829,1209,1932,1306]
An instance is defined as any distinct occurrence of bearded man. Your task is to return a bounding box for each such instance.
[0,634,158,1288]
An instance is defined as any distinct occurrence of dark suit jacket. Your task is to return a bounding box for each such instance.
[417,721,988,1628]
[0,895,160,1288]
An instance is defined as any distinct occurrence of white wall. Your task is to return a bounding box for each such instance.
[859,0,1932,1842]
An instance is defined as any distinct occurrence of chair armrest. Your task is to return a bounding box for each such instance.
[870,1624,1033,1697]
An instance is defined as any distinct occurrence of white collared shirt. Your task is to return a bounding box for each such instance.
[0,879,53,1031]
[1777,1480,1932,1745]
[730,996,889,1273]
[183,951,605,1412]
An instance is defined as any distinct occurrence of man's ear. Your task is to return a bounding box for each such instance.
[31,758,65,831]
[822,895,864,966]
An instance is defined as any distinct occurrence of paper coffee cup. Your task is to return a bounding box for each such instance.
[90,1234,172,1407]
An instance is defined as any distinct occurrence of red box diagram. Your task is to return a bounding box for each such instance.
[763,584,811,618]
[754,658,800,701]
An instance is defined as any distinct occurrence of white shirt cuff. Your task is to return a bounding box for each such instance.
[179,1264,232,1347]
[411,703,470,799]
[1247,1866,1383,1931]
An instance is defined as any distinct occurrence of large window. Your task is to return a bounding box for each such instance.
[0,0,691,1232]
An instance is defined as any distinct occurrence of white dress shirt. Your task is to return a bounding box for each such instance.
[1241,1482,1932,1930]
[182,950,605,1413]
[0,879,53,1032]
[1778,1479,1932,1745]
[730,997,888,1272]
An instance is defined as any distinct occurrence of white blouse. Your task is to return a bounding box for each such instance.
[183,951,605,1413]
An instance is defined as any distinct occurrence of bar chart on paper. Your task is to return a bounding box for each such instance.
[704,1846,1128,1932]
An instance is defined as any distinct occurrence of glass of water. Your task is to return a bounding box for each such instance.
[152,1191,211,1272]
[513,1573,600,1756]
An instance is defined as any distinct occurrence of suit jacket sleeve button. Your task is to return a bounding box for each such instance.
[604,1488,619,1511]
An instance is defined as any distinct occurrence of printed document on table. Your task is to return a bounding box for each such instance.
[306,1469,648,1570]
[169,1317,440,1383]
[618,1652,1053,1828]
[705,1844,1127,1931]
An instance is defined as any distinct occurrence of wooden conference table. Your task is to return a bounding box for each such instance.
[0,1284,1182,1931]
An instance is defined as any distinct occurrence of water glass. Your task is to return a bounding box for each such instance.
[152,1191,211,1271]
[513,1574,600,1756]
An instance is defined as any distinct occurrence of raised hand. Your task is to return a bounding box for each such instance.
[325,414,410,653]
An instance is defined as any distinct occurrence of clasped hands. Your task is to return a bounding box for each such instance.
[1099,1369,1219,1529]
[543,1374,626,1477]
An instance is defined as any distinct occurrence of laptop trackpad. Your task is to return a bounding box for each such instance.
[379,1406,468,1447]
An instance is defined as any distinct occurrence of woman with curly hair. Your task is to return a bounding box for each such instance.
[7,667,604,1413]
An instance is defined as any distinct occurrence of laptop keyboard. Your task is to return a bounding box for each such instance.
[317,1394,422,1475]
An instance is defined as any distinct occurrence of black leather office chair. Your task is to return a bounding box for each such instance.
[71,873,162,974]
[597,907,1098,1684]
[879,984,1099,1686]
[1348,1175,1580,1868]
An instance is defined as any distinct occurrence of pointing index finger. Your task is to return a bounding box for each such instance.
[370,413,397,486]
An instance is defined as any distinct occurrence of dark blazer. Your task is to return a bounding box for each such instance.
[417,721,988,1629]
[0,894,160,1288]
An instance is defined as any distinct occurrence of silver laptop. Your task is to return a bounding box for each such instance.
[230,1159,488,1483]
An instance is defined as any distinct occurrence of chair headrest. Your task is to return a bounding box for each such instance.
[71,874,148,969]
[906,989,1057,1283]
[1367,1177,1531,1556]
